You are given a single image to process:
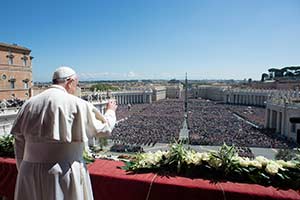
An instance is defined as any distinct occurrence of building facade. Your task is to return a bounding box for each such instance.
[81,89,153,105]
[166,84,183,99]
[0,43,33,100]
[152,86,166,101]
[113,90,152,105]
[224,88,271,107]
[191,85,229,101]
[251,79,300,90]
[265,94,300,144]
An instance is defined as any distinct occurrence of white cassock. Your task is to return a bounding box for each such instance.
[10,85,116,200]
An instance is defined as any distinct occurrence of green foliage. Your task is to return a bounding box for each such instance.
[0,134,14,158]
[210,144,239,176]
[265,66,300,79]
[83,149,95,164]
[122,142,300,190]
[90,84,119,92]
[166,141,188,173]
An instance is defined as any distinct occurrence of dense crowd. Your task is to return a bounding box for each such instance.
[2,94,295,149]
[110,143,144,153]
[224,104,265,127]
[188,99,296,148]
[115,104,149,121]
[110,98,297,149]
[111,99,185,145]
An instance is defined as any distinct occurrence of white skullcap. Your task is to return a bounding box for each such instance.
[52,66,76,81]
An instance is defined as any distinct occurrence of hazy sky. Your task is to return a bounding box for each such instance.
[1,0,299,81]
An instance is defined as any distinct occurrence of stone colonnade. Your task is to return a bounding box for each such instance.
[225,88,300,107]
[82,90,153,106]
[192,87,300,107]
[224,89,270,107]
[265,100,300,144]
[265,104,284,134]
[113,91,152,105]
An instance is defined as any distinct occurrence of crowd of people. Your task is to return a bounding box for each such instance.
[115,104,149,120]
[111,99,185,146]
[188,99,296,148]
[224,104,266,127]
[3,94,296,149]
[110,143,144,153]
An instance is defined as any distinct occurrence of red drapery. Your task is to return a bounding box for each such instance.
[0,157,300,200]
[0,158,17,200]
[89,159,300,200]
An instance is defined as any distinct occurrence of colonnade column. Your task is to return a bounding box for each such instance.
[269,109,273,128]
[276,111,281,133]
[265,108,269,128]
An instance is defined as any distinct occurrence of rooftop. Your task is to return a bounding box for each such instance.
[0,42,31,53]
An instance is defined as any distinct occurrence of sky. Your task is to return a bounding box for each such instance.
[1,0,299,81]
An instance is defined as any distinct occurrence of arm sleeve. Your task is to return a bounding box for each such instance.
[10,103,28,170]
[86,103,116,138]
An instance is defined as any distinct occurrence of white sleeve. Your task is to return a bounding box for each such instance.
[86,103,116,138]
[104,109,116,130]
[10,105,27,170]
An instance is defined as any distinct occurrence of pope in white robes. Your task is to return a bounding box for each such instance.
[11,66,117,200]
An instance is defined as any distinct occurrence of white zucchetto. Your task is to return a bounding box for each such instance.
[52,66,76,81]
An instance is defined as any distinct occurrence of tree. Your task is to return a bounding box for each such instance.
[268,68,283,78]
[284,71,295,77]
[261,73,268,82]
[90,84,119,92]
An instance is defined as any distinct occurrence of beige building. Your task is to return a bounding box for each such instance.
[0,42,33,100]
[224,88,271,107]
[152,86,166,101]
[166,84,183,99]
[251,79,300,90]
[192,85,229,101]
[265,93,300,144]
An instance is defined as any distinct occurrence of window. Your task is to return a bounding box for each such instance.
[24,82,29,89]
[23,79,29,89]
[23,58,27,66]
[22,55,28,66]
[10,81,15,89]
[1,74,6,80]
[8,57,13,65]
[7,52,14,65]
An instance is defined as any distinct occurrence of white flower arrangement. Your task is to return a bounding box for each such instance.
[123,142,300,190]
